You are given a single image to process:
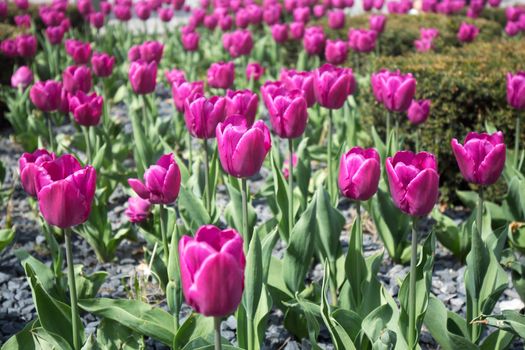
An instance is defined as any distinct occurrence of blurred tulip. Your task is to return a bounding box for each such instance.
[414,38,433,52]
[65,39,92,64]
[184,94,226,138]
[159,7,174,22]
[246,62,265,81]
[293,6,310,23]
[165,68,186,86]
[303,25,326,55]
[505,21,520,37]
[225,89,259,126]
[376,70,416,112]
[348,29,377,53]
[207,61,235,89]
[0,1,6,19]
[30,80,63,112]
[271,24,289,43]
[290,21,305,40]
[235,9,251,28]
[77,0,93,16]
[171,80,204,112]
[407,99,431,125]
[325,40,348,65]
[313,64,355,110]
[327,10,345,29]
[369,15,386,34]
[386,151,439,217]
[114,4,132,21]
[91,52,115,77]
[126,197,152,223]
[451,131,506,186]
[89,12,105,29]
[263,5,281,25]
[420,27,439,39]
[280,69,315,107]
[19,149,56,197]
[16,34,37,58]
[15,15,31,29]
[140,41,164,63]
[135,1,151,20]
[507,72,525,110]
[128,153,181,204]
[204,14,218,29]
[129,60,158,95]
[179,225,245,317]
[69,91,103,126]
[11,66,33,89]
[457,22,479,43]
[181,30,200,52]
[223,30,253,58]
[338,147,380,201]
[128,45,141,62]
[15,0,29,10]
[46,26,66,45]
[216,115,271,178]
[1,39,17,57]
[63,65,92,93]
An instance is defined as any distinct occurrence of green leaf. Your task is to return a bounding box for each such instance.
[506,177,525,221]
[474,311,525,339]
[91,143,107,170]
[83,318,143,350]
[271,149,290,242]
[78,298,175,346]
[344,216,367,311]
[74,265,107,300]
[175,313,214,349]
[244,233,263,319]
[15,250,63,300]
[0,228,14,252]
[178,186,211,231]
[224,183,256,235]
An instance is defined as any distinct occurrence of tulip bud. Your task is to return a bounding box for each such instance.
[293,7,310,23]
[129,60,158,95]
[369,15,386,33]
[69,91,103,126]
[313,4,326,17]
[65,39,92,64]
[246,62,265,82]
[327,10,345,29]
[11,66,33,89]
[338,147,380,201]
[171,80,204,112]
[225,89,259,126]
[181,31,200,52]
[386,151,439,217]
[348,29,377,53]
[373,70,416,112]
[216,115,271,178]
[407,99,431,125]
[271,24,289,43]
[313,63,355,110]
[207,61,235,89]
[128,153,182,204]
[30,80,63,112]
[165,68,186,86]
[62,65,93,93]
[37,154,97,228]
[223,30,253,58]
[457,22,479,43]
[280,69,315,107]
[507,72,525,111]
[16,34,37,58]
[290,21,305,40]
[19,149,56,197]
[91,52,115,77]
[451,131,506,186]
[303,26,326,55]
[140,41,164,64]
[89,12,105,29]
[114,4,132,21]
[184,94,226,139]
[135,1,151,20]
[159,7,174,22]
[15,14,31,29]
[126,197,152,223]
[46,26,65,45]
[1,39,18,58]
[179,225,245,317]
[325,39,348,65]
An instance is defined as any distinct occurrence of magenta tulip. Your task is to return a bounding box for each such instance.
[184,94,226,139]
[290,22,305,40]
[114,4,132,21]
[369,15,386,34]
[222,30,253,58]
[126,197,152,223]
[11,66,33,89]
[414,39,434,52]
[348,29,377,53]
[271,24,289,43]
[63,65,92,93]
[303,26,326,55]
[65,39,92,64]
[338,147,380,201]
[505,22,520,37]
[374,70,416,112]
[19,149,56,197]
[216,115,271,178]
[129,60,157,95]
[165,68,186,86]
[135,1,151,20]
[140,41,164,64]
[225,90,259,126]
[1,39,18,58]
[327,10,345,29]
[313,64,356,110]
[386,151,439,217]
[91,52,115,78]
[293,6,310,23]
[89,12,105,29]
[457,22,479,43]
[15,15,31,29]
[407,99,431,125]
[0,1,6,19]
[16,35,37,58]
[313,4,326,17]
[179,225,245,317]
[181,31,200,52]
[171,80,204,112]
[69,91,103,126]
[325,39,348,65]
[451,131,506,186]
[30,80,63,112]
[246,62,265,82]
[46,26,65,45]
[37,154,96,228]
[159,8,174,22]
[507,72,525,111]
[207,62,235,90]
[280,69,315,107]
[128,153,181,204]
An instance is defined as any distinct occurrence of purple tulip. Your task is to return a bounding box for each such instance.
[313,4,326,17]
[58,88,71,115]
[263,5,281,25]
[16,35,37,58]
[327,10,345,30]
[290,22,305,40]
[457,22,479,43]
[184,94,226,139]
[386,151,439,217]
[219,15,233,31]
[159,7,174,22]
[128,153,182,204]
[225,89,259,126]
[293,7,310,23]
[348,29,377,53]
[128,45,141,62]
[37,154,97,228]
[181,31,200,52]
[1,39,18,58]
[325,40,348,65]
[0,1,6,19]
[207,62,235,90]
[165,68,186,86]
[140,41,164,64]
[451,131,506,186]
[179,225,245,317]
[407,99,431,125]
[114,4,132,21]
[89,12,105,29]
[101,1,112,14]
[15,0,29,10]
[46,26,66,45]
[246,62,265,81]
[63,65,92,93]
[77,0,93,16]
[171,80,204,112]
[369,15,387,34]
[338,147,380,201]
[91,52,115,78]
[19,149,56,197]
[126,197,152,223]
[30,80,63,112]
[216,115,271,178]
[129,60,158,95]
[313,64,356,110]
[507,72,525,110]
[373,70,416,112]
[11,66,33,89]
[506,6,523,22]
[420,28,439,40]
[303,26,326,55]
[271,24,289,43]
[505,22,520,37]
[262,82,308,139]
[15,15,32,29]
[235,9,251,28]
[280,69,315,107]
[65,39,92,64]
[223,30,253,58]
[414,38,434,52]
[135,1,151,20]
[69,91,103,126]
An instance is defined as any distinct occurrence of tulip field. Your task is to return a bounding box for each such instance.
[1,0,525,349]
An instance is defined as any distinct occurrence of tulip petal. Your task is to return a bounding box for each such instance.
[351,158,380,201]
[477,143,506,185]
[404,168,439,217]
[38,180,90,228]
[451,138,476,183]
[128,178,150,199]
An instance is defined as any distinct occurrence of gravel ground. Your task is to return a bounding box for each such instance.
[0,91,524,349]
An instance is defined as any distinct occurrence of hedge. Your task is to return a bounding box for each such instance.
[361,39,525,201]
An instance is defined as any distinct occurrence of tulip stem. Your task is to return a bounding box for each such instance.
[82,126,91,164]
[386,111,391,147]
[187,133,193,170]
[327,109,333,201]
[241,178,250,249]
[515,114,521,169]
[288,139,294,236]
[469,187,485,342]
[203,139,211,214]
[47,115,55,152]
[159,204,169,266]
[214,317,222,350]
[415,128,420,153]
[64,228,80,350]
[408,217,418,349]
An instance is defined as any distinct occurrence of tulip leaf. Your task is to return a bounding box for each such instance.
[432,208,471,262]
[78,298,175,346]
[506,177,525,221]
[244,232,263,319]
[0,228,14,253]
[283,193,318,294]
[85,318,143,350]
[474,311,525,339]
[74,265,108,300]
[91,143,107,170]
[175,312,214,349]
[255,284,273,347]
[224,183,256,236]
[271,149,290,242]
[178,186,212,231]
[295,138,312,210]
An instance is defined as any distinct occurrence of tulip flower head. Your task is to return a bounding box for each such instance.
[207,61,235,90]
[129,60,158,95]
[11,66,33,89]
[348,29,377,53]
[325,39,348,65]
[303,26,326,55]
[369,15,387,34]
[62,65,93,93]
[128,153,182,204]
[225,89,259,126]
[313,64,356,110]
[19,149,56,197]
[30,80,63,112]
[69,91,103,126]
[280,69,315,107]
[16,34,37,58]
[216,115,271,178]
[46,26,66,45]
[140,41,164,64]
[407,99,431,125]
[165,68,186,86]
[172,80,204,112]
[179,225,245,317]
[126,197,152,223]
[246,62,265,81]
[327,10,345,29]
[184,94,226,139]
[65,39,92,64]
[507,72,525,111]
[372,70,416,112]
[451,131,506,186]
[91,52,115,77]
[385,151,439,217]
[457,22,479,43]
[338,147,381,201]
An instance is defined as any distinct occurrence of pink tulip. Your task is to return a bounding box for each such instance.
[386,151,439,217]
[369,15,387,34]
[16,35,37,58]
[246,62,265,81]
[414,38,434,52]
[128,45,141,62]
[507,72,525,111]
[30,80,63,112]
[129,60,158,95]
[165,68,186,86]
[128,153,181,204]
[172,80,204,112]
[325,40,348,65]
[46,26,66,45]
[348,29,377,53]
[1,39,18,58]
[290,21,305,40]
[373,70,416,112]
[223,30,253,58]
[338,147,380,201]
[37,154,97,228]
[19,149,56,197]
[101,1,112,14]
[62,65,92,93]
[505,22,520,37]
[114,4,132,21]
[159,7,174,22]
[91,52,115,78]
[184,94,226,139]
[506,6,523,22]
[280,69,315,107]
[179,225,245,317]
[216,115,271,178]
[293,6,310,23]
[219,15,233,31]
[247,4,263,24]
[11,66,33,89]
[235,9,251,28]
[303,26,326,55]
[65,39,92,64]
[15,15,32,29]
[327,10,345,29]
[407,99,431,125]
[313,64,356,110]
[0,1,6,19]
[181,31,200,52]
[420,28,439,40]
[451,131,506,186]
[77,0,93,16]
[263,5,281,25]
[225,89,259,126]
[126,197,152,223]
[15,0,29,10]
[271,24,289,43]
[457,22,479,43]
[69,91,103,126]
[262,82,308,139]
[135,1,151,20]
[207,62,235,90]
[140,41,164,64]
[89,12,105,29]
[58,88,71,115]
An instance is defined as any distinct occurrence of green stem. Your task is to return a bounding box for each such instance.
[82,126,91,164]
[354,201,363,304]
[356,201,362,252]
[515,114,521,169]
[470,187,484,341]
[395,116,400,150]
[159,204,169,266]
[408,217,418,349]
[64,229,80,350]
[386,110,391,147]
[203,139,211,214]
[415,128,420,153]
[188,133,193,170]
[327,109,333,200]
[47,115,55,152]
[214,317,222,350]
[288,139,294,235]
[241,178,250,251]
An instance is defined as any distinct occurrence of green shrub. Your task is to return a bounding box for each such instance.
[361,40,525,201]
